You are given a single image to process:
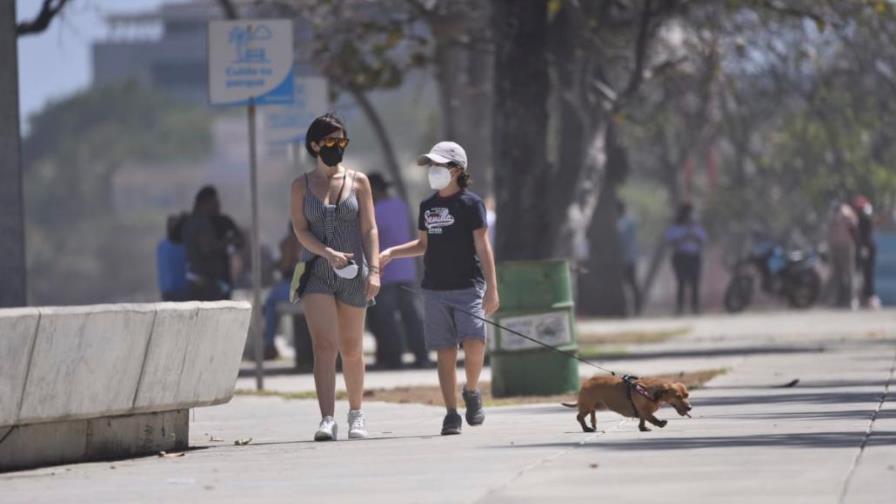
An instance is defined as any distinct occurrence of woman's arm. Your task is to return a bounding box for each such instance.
[289,177,351,266]
[474,228,500,315]
[355,173,381,300]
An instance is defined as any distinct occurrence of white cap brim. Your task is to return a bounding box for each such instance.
[417,153,453,166]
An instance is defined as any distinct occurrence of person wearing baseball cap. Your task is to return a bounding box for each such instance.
[380,141,500,435]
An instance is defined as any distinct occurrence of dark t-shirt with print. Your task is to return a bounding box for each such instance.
[418,189,487,291]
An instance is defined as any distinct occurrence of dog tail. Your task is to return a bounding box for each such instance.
[560,402,578,408]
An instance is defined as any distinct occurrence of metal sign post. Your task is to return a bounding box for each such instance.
[208,20,294,390]
[247,99,263,390]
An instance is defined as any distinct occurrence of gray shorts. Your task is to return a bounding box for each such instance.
[422,287,487,350]
[300,258,373,308]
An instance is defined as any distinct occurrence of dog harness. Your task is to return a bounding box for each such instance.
[622,374,656,417]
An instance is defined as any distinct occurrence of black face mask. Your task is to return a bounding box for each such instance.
[318,145,344,167]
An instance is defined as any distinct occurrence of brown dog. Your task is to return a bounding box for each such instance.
[562,375,692,432]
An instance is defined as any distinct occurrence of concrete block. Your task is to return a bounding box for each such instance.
[0,410,187,472]
[133,302,250,412]
[18,304,156,424]
[132,303,201,412]
[0,308,39,427]
[85,409,188,459]
[0,420,88,471]
[178,302,251,406]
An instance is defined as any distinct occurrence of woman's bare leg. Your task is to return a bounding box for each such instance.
[336,301,366,411]
[303,294,340,417]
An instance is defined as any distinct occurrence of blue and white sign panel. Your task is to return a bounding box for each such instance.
[262,77,328,146]
[208,20,295,106]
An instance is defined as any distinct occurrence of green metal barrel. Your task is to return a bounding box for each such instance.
[490,259,579,397]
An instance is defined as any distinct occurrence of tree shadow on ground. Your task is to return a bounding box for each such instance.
[705,379,891,390]
[712,408,894,421]
[596,345,824,361]
[486,430,896,451]
[693,390,882,407]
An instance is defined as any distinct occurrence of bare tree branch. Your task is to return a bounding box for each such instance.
[217,0,238,20]
[617,0,653,106]
[755,0,827,28]
[16,0,70,37]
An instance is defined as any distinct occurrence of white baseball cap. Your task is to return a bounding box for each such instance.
[417,141,467,170]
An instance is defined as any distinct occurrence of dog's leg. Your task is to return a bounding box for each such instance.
[577,411,595,432]
[638,417,651,432]
[590,410,596,431]
[647,414,668,428]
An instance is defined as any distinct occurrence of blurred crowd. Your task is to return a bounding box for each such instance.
[156,182,882,367]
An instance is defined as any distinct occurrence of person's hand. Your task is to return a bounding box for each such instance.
[366,270,381,301]
[325,248,354,269]
[484,288,500,316]
[379,249,393,269]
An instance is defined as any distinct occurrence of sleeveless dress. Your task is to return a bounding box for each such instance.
[299,170,372,307]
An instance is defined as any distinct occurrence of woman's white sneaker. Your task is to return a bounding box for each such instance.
[348,410,368,439]
[314,416,338,441]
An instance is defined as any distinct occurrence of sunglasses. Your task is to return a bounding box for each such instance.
[319,137,350,149]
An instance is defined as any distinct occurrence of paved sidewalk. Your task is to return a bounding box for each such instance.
[2,311,894,503]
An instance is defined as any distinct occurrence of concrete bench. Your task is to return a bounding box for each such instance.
[0,301,251,471]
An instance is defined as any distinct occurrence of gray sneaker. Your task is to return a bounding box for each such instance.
[462,388,485,426]
[441,409,462,435]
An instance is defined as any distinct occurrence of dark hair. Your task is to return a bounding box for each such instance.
[455,164,471,189]
[193,185,219,213]
[675,202,694,224]
[368,172,390,193]
[166,213,188,243]
[305,113,346,158]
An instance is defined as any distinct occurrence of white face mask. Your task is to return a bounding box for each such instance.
[333,260,359,279]
[428,166,453,190]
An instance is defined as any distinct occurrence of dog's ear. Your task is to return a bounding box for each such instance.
[650,383,670,401]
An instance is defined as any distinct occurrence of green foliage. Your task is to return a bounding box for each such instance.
[25,81,211,168]
[22,81,212,304]
[295,0,430,98]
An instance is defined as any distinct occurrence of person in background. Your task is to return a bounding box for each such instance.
[485,195,497,246]
[367,172,433,369]
[664,202,707,315]
[827,200,858,308]
[157,213,189,301]
[262,223,303,360]
[852,195,879,309]
[182,186,242,301]
[617,200,641,316]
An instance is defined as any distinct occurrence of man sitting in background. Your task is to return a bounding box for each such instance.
[262,223,302,360]
[156,213,189,301]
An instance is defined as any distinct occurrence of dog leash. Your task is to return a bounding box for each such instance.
[398,284,629,378]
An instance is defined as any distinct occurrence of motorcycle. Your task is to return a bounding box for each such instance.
[724,243,823,313]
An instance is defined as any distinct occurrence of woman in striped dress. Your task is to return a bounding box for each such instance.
[290,114,380,441]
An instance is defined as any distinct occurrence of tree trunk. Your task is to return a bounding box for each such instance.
[430,2,494,196]
[458,30,494,195]
[0,2,27,307]
[641,138,682,309]
[578,123,628,316]
[491,0,551,260]
[347,86,414,231]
